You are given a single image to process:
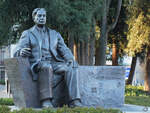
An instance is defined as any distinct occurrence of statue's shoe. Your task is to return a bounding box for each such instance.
[41,99,53,108]
[69,99,83,108]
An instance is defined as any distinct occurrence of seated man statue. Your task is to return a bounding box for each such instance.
[14,8,82,108]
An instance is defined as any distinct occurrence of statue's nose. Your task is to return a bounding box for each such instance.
[40,16,44,19]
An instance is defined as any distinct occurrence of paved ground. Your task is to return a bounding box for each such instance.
[116,104,150,113]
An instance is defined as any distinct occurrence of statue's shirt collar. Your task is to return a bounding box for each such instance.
[35,25,46,33]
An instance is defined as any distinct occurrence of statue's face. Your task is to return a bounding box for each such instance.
[34,9,46,25]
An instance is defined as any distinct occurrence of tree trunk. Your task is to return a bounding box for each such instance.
[80,41,84,65]
[107,0,122,31]
[89,36,95,65]
[73,42,78,61]
[68,33,74,53]
[77,42,81,64]
[112,42,118,66]
[144,47,150,92]
[126,55,137,85]
[95,0,122,66]
[84,41,89,65]
[89,18,96,65]
[96,0,107,66]
[80,41,89,65]
[98,32,108,66]
[95,46,100,65]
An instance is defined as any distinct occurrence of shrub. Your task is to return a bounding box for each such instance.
[125,85,150,96]
[0,98,14,106]
[0,80,5,85]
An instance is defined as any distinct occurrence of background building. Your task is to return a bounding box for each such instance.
[0,45,16,81]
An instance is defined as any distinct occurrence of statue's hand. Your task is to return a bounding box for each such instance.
[67,60,79,68]
[67,60,73,66]
[20,48,31,57]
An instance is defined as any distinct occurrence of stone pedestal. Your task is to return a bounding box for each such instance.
[78,66,125,108]
[4,57,40,108]
[5,58,125,108]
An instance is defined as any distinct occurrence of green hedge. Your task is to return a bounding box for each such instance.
[0,80,5,85]
[0,106,122,113]
[125,85,150,96]
[0,98,14,106]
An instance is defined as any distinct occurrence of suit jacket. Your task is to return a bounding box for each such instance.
[14,25,75,80]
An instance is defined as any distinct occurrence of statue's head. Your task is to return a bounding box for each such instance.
[32,8,46,26]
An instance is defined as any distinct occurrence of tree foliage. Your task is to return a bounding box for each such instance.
[0,0,102,46]
[0,0,39,45]
[126,13,150,56]
[125,0,150,56]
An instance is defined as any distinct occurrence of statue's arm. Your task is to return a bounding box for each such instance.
[57,32,78,67]
[57,32,74,61]
[13,30,30,57]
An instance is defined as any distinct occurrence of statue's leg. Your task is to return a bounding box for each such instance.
[64,67,80,102]
[38,65,53,101]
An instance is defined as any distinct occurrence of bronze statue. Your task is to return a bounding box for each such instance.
[14,8,82,108]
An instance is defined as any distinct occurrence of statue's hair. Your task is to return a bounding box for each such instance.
[32,8,46,20]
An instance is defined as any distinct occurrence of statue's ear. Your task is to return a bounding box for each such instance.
[33,18,36,23]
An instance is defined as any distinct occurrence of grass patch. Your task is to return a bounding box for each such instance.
[125,85,150,107]
[0,105,11,113]
[125,96,150,107]
[0,106,122,113]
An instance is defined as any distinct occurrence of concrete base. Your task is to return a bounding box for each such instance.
[117,104,150,113]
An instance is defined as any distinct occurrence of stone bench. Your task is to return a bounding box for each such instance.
[4,57,125,108]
